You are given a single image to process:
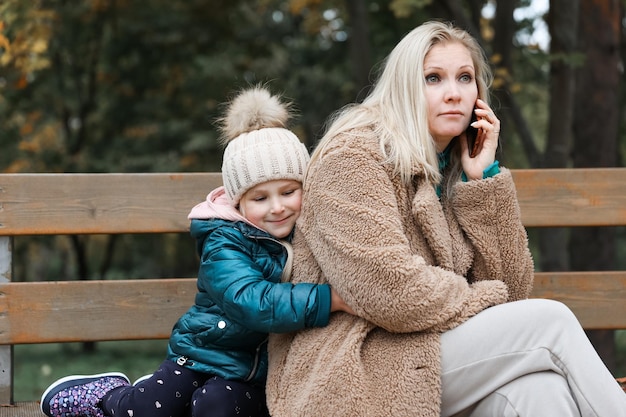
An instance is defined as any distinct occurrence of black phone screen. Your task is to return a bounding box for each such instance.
[466,109,478,157]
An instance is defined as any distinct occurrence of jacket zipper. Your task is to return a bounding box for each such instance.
[240,230,283,381]
[245,337,268,382]
[244,232,281,245]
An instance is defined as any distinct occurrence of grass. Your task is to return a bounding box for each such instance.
[14,331,626,402]
[14,340,168,402]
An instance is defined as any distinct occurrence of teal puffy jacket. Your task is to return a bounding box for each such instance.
[167,218,331,384]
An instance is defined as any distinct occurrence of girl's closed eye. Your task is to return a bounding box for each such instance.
[250,194,267,202]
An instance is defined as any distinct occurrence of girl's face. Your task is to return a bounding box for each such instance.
[423,42,478,152]
[239,179,303,239]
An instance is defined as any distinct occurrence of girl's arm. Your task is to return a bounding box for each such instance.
[196,226,335,334]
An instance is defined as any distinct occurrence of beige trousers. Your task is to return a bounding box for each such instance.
[440,299,626,417]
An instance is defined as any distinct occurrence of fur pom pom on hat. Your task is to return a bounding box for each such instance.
[218,87,310,206]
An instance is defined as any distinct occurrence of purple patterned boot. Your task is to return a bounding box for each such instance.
[40,372,130,417]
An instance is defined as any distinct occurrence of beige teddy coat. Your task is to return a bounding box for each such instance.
[267,127,534,417]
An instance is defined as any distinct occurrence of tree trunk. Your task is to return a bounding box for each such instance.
[345,0,371,95]
[538,0,580,274]
[572,0,622,373]
[491,0,542,167]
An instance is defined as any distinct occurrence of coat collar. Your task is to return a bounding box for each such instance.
[410,175,455,270]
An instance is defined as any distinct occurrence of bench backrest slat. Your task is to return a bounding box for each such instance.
[1,169,625,235]
[0,173,222,235]
[512,168,626,227]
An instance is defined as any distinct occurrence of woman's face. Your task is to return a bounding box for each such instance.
[423,42,478,152]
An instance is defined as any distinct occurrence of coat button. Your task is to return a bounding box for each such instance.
[218,320,226,329]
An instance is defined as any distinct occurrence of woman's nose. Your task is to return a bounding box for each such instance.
[445,82,461,101]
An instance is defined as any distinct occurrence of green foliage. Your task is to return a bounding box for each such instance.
[1,0,251,174]
[15,340,168,401]
[390,0,432,18]
[1,0,564,174]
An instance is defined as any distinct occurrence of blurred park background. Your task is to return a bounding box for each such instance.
[1,0,625,401]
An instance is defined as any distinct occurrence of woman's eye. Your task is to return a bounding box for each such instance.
[425,74,439,83]
[460,73,473,83]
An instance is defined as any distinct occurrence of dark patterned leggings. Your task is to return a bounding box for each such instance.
[102,359,269,417]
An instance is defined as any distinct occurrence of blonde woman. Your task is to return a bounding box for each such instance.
[267,21,626,417]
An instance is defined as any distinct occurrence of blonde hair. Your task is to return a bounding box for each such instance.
[311,21,493,192]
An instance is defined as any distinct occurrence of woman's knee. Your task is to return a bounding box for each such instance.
[523,299,580,327]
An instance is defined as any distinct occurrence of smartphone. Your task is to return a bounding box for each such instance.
[466,108,479,158]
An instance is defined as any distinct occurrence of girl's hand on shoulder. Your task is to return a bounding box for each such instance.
[460,99,500,180]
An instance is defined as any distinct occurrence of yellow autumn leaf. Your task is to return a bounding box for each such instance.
[490,53,502,65]
[0,33,10,52]
[32,38,48,54]
[19,139,40,153]
[4,159,31,174]
[492,77,505,89]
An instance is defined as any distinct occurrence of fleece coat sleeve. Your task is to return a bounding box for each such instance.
[451,168,534,301]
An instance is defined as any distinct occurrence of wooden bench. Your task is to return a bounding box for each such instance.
[1,168,625,416]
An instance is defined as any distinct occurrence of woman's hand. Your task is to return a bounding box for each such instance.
[330,287,356,315]
[460,99,500,180]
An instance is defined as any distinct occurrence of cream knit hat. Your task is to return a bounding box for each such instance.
[219,87,310,206]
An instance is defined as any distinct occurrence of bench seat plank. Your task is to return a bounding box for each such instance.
[0,401,41,417]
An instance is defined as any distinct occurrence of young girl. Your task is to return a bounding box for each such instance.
[40,86,353,417]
